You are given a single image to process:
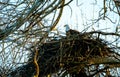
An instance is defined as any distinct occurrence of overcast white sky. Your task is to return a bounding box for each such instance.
[57,0,119,33]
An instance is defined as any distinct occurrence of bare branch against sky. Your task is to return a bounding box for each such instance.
[1,0,120,77]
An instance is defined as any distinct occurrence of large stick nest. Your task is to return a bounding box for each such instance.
[8,32,120,77]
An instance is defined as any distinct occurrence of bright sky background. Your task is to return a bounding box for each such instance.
[57,0,119,34]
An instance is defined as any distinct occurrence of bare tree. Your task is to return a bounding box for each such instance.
[1,0,120,77]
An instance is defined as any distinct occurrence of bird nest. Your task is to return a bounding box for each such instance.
[8,32,120,77]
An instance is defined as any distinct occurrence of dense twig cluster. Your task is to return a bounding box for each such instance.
[8,31,120,77]
[0,0,67,76]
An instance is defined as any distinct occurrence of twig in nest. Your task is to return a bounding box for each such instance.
[34,48,39,77]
